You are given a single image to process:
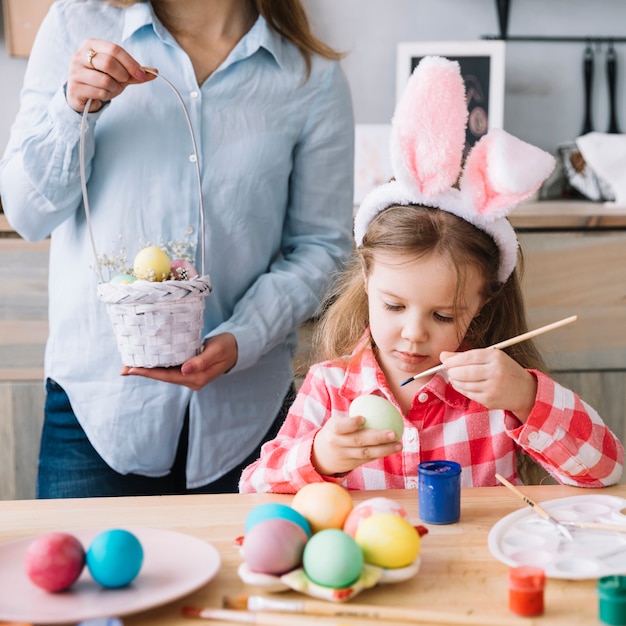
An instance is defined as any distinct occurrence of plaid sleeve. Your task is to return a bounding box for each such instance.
[239,365,336,493]
[511,371,624,487]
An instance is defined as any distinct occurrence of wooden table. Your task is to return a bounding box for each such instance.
[0,484,624,626]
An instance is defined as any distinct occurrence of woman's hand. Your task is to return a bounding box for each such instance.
[66,38,156,113]
[311,414,402,476]
[120,333,238,391]
[440,348,538,422]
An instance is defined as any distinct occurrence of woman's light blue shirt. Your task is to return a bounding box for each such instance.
[0,0,354,487]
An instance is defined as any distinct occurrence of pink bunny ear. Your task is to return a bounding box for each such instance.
[460,128,556,218]
[391,56,468,197]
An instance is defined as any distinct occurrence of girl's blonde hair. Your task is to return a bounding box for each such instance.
[314,205,546,374]
[104,1,342,73]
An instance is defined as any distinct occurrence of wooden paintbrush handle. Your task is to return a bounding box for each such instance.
[301,599,534,625]
[569,520,626,534]
[495,474,549,518]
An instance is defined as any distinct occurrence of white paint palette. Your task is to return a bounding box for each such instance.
[488,494,626,579]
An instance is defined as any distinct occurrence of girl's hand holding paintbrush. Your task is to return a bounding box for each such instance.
[440,347,538,422]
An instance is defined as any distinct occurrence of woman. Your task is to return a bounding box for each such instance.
[0,0,354,497]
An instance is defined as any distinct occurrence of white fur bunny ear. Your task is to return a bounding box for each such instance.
[460,128,556,219]
[391,56,468,196]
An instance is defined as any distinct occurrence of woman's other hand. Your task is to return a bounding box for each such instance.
[66,38,157,113]
[120,333,238,391]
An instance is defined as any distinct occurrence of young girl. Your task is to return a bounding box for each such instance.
[239,56,623,494]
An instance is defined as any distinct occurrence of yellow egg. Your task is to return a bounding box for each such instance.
[291,483,353,534]
[133,247,171,282]
[354,512,420,568]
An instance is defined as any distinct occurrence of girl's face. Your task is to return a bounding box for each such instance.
[366,250,485,386]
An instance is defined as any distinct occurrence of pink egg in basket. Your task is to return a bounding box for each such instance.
[170,259,200,281]
[343,497,408,537]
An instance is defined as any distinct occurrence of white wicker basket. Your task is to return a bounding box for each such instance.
[80,71,211,368]
[97,275,211,368]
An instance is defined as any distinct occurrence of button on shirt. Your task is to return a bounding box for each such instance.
[0,2,354,487]
[240,332,623,493]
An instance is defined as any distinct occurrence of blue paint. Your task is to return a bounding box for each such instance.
[418,460,462,524]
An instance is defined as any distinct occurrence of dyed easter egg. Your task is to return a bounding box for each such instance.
[242,518,308,575]
[355,512,420,568]
[343,497,408,537]
[86,529,143,588]
[24,532,85,592]
[244,502,311,537]
[133,247,171,282]
[291,483,353,534]
[349,395,404,441]
[302,528,363,588]
[110,273,137,285]
[170,258,199,281]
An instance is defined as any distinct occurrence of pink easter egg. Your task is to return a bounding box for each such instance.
[242,518,308,575]
[170,259,199,281]
[343,497,408,537]
[24,532,85,592]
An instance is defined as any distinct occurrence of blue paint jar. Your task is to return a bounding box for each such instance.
[418,460,462,524]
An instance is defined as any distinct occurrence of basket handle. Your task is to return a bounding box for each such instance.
[79,69,206,283]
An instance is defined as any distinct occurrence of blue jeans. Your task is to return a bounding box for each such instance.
[37,379,294,498]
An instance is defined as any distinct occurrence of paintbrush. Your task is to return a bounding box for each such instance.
[495,473,574,541]
[182,606,367,625]
[400,314,578,386]
[219,595,535,625]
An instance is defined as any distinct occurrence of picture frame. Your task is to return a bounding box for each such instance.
[396,41,506,156]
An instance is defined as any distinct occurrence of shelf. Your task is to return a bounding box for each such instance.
[486,0,624,44]
[511,201,626,230]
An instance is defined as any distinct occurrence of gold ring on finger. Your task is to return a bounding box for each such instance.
[87,49,98,69]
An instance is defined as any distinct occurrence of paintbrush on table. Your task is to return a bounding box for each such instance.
[495,474,626,536]
[400,315,578,386]
[214,595,536,625]
[495,473,574,541]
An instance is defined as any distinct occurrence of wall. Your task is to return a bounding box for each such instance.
[2,1,626,155]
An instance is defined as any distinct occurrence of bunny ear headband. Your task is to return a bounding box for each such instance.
[353,56,556,283]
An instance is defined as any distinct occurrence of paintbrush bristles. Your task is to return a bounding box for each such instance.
[222,595,249,610]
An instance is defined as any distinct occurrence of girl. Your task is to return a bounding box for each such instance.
[239,56,623,493]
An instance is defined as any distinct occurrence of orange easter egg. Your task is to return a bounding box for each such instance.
[291,482,353,534]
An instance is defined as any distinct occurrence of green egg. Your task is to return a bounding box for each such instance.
[110,273,137,285]
[302,528,363,588]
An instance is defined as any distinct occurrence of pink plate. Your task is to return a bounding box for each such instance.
[0,527,221,624]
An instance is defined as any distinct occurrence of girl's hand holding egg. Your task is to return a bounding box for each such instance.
[349,394,404,441]
[312,395,404,476]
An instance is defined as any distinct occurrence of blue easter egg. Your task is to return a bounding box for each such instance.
[86,529,143,588]
[244,503,311,537]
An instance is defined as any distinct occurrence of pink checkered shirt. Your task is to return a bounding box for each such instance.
[240,334,623,493]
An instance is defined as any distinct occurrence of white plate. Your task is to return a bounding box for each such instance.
[0,527,221,624]
[488,494,626,580]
